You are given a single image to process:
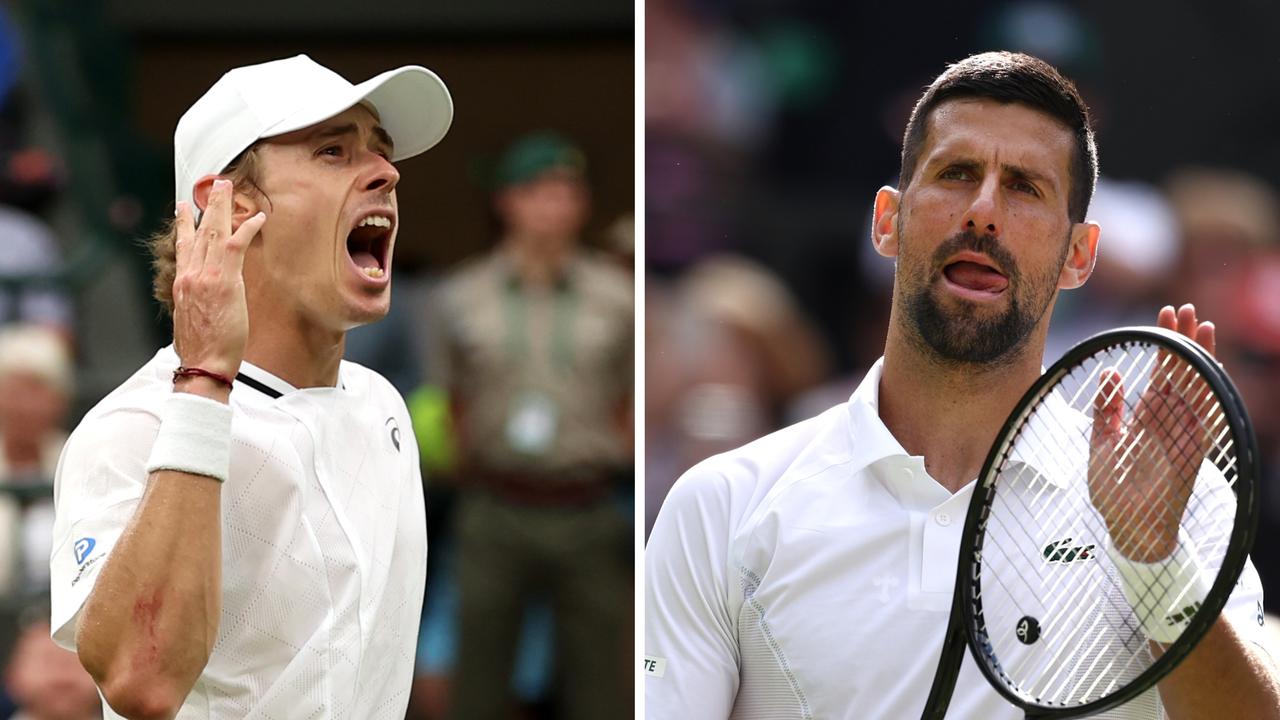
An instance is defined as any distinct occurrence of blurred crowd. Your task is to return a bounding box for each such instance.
[643,0,1280,650]
[0,4,103,720]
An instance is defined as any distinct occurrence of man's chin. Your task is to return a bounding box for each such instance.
[908,289,1031,365]
[337,291,392,331]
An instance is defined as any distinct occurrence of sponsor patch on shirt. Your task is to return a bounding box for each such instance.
[1042,537,1095,564]
[643,655,667,678]
[74,537,95,565]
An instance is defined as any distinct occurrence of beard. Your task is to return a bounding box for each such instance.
[899,227,1065,366]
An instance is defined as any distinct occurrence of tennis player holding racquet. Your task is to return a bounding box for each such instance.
[644,51,1280,719]
[50,56,451,718]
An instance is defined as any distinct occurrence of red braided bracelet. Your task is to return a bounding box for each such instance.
[173,366,234,389]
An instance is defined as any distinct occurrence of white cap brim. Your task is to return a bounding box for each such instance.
[259,65,453,163]
[175,56,453,207]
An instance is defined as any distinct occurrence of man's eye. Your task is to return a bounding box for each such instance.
[1011,180,1040,196]
[319,145,344,157]
[939,167,970,181]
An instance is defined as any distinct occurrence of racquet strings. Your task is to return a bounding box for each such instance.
[971,340,1237,710]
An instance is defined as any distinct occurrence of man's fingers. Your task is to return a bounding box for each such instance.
[1196,320,1216,359]
[174,201,196,269]
[1092,368,1125,445]
[228,211,267,275]
[1177,303,1198,339]
[1157,305,1177,332]
[201,178,233,269]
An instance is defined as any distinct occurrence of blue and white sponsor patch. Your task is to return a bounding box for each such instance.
[74,537,96,565]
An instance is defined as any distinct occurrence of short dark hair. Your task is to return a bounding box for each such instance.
[899,51,1098,223]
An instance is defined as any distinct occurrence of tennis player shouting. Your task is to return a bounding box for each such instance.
[645,52,1279,719]
[49,55,452,719]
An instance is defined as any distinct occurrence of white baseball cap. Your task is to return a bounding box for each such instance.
[174,54,453,206]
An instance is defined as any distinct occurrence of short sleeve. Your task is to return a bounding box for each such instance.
[644,466,740,718]
[1185,461,1269,658]
[49,408,159,649]
[1222,557,1268,658]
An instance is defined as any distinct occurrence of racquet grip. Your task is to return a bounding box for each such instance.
[1104,535,1212,644]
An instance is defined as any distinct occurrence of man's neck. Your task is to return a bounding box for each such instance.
[503,235,573,287]
[241,313,345,390]
[877,313,1046,494]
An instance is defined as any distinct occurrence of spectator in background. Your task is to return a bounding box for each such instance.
[1164,167,1280,610]
[1042,176,1181,362]
[0,208,73,335]
[0,6,71,336]
[428,132,632,719]
[1165,167,1280,335]
[4,611,99,720]
[645,255,829,535]
[602,211,634,273]
[0,324,70,598]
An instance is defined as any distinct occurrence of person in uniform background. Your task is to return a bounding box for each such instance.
[427,132,633,720]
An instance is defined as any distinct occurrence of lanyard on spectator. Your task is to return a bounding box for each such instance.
[502,273,576,374]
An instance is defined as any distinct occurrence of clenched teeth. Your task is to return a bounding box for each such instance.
[361,266,386,279]
[358,215,392,228]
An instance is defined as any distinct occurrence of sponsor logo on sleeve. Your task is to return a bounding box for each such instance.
[74,537,96,565]
[70,538,105,588]
[643,655,667,678]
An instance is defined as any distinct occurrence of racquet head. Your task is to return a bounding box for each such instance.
[957,326,1258,717]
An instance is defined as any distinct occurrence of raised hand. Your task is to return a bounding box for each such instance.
[1088,304,1217,562]
[171,178,267,386]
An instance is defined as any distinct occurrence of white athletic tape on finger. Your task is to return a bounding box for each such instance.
[145,392,232,483]
[1105,534,1212,644]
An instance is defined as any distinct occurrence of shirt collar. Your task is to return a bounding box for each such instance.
[235,360,297,399]
[844,357,913,477]
[844,357,1079,493]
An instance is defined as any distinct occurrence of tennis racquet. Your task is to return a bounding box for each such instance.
[921,326,1259,719]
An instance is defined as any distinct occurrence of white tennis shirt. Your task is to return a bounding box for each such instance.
[645,358,1267,719]
[50,345,426,719]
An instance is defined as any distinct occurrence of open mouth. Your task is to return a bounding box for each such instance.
[941,253,1009,296]
[346,213,393,280]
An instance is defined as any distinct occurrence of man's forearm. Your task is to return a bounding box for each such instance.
[76,379,226,719]
[1157,615,1280,719]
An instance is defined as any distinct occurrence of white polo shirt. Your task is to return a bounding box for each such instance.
[51,345,427,719]
[644,358,1267,719]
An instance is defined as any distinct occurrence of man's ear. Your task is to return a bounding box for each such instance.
[1058,221,1100,290]
[191,174,262,231]
[872,186,901,258]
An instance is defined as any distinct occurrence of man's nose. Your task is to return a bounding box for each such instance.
[364,154,400,194]
[962,175,1001,236]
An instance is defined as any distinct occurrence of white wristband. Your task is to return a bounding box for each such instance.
[144,392,233,483]
[1105,534,1212,644]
